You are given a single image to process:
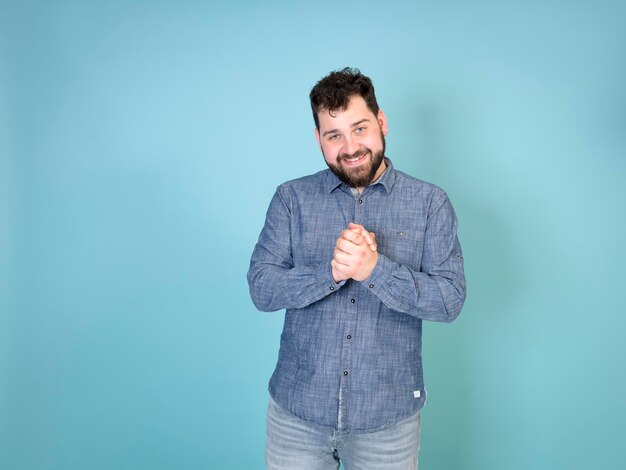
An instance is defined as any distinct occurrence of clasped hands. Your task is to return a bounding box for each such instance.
[331,222,378,283]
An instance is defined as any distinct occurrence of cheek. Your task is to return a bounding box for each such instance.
[365,136,383,151]
[321,144,338,163]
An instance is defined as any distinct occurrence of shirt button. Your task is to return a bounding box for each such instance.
[343,371,349,376]
[369,284,374,289]
[358,199,363,204]
[346,335,352,340]
[329,286,335,291]
[350,298,355,303]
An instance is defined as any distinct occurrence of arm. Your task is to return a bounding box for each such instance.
[247,188,343,312]
[364,193,466,322]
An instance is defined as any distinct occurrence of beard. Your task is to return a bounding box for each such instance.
[325,132,386,189]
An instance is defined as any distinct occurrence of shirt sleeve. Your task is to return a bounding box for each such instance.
[247,187,344,312]
[363,191,466,322]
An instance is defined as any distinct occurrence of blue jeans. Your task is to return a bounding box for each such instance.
[266,397,421,470]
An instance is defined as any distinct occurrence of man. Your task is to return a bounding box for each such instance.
[248,67,466,469]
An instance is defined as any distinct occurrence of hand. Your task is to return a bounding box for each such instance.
[348,222,377,252]
[331,224,379,282]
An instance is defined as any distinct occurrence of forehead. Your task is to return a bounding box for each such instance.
[317,95,374,131]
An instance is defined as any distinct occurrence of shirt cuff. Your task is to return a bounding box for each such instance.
[362,253,393,292]
[315,257,345,295]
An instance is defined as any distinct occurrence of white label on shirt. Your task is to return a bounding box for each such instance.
[413,390,421,398]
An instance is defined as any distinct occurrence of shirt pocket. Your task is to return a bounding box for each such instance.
[374,227,425,270]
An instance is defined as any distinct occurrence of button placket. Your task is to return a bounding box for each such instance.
[339,284,357,430]
[346,297,355,342]
[354,194,364,225]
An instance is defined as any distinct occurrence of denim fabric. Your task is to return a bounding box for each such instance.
[248,159,466,431]
[266,397,420,470]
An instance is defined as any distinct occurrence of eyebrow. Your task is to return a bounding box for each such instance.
[322,118,371,137]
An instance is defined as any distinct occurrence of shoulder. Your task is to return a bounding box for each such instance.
[388,167,457,219]
[275,169,331,199]
[391,168,448,202]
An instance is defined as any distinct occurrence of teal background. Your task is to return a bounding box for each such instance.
[2,1,625,468]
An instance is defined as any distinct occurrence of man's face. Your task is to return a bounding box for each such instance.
[315,95,388,190]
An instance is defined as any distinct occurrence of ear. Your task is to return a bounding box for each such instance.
[377,109,388,137]
[315,127,321,146]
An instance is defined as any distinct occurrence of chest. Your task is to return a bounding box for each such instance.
[290,191,427,270]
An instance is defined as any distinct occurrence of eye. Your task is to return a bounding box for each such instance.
[328,134,340,142]
[355,126,367,134]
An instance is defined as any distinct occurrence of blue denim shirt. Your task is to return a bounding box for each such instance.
[248,159,466,432]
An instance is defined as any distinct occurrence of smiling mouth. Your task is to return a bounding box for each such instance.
[340,151,368,166]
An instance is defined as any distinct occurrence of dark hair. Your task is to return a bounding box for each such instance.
[309,67,380,130]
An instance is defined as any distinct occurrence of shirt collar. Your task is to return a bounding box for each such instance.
[325,157,397,194]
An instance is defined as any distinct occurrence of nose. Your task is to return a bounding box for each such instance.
[343,135,359,155]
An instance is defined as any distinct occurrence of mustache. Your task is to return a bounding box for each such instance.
[337,149,369,162]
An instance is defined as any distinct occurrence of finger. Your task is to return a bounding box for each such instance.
[341,229,365,244]
[360,231,377,251]
[333,250,353,266]
[348,224,377,252]
[335,238,349,253]
[369,232,377,251]
[336,237,362,255]
[331,258,351,276]
[335,247,366,269]
[331,260,347,282]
